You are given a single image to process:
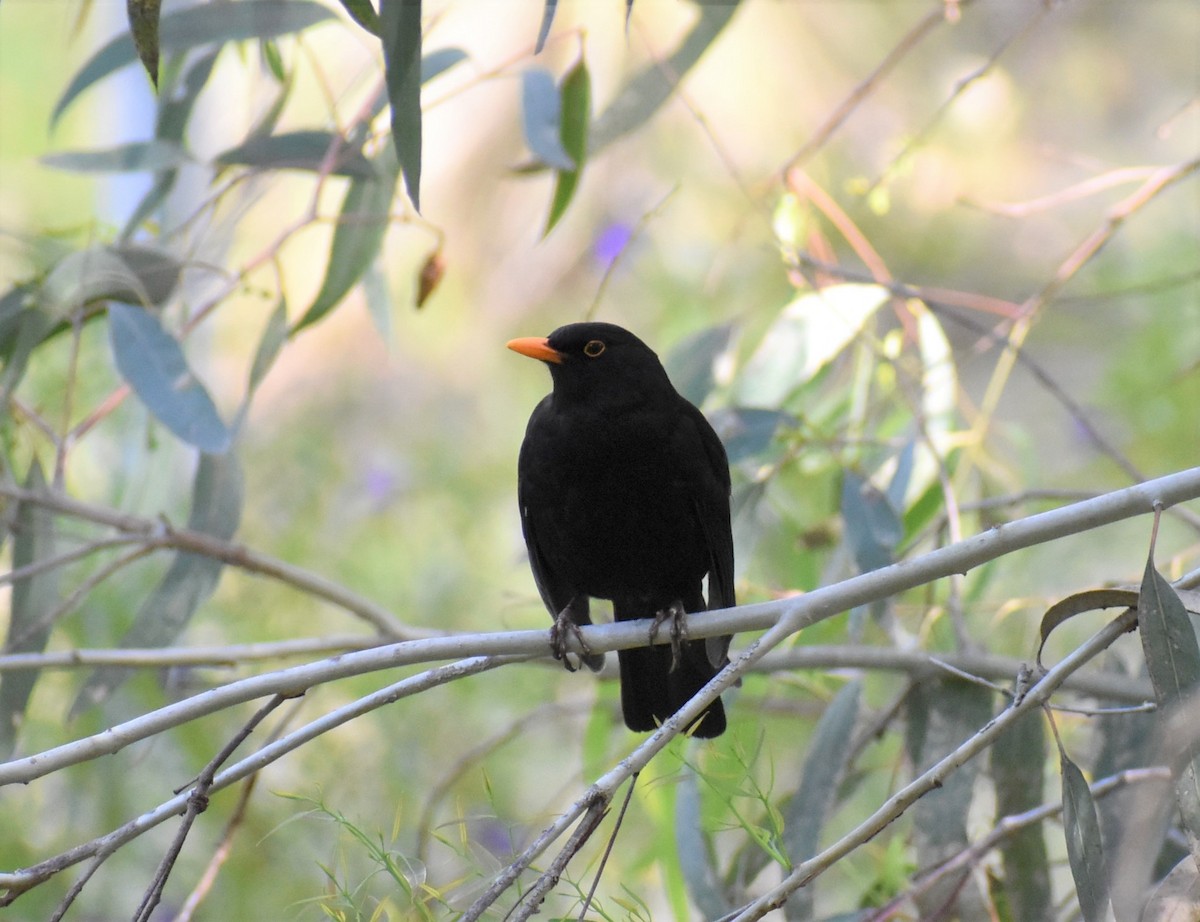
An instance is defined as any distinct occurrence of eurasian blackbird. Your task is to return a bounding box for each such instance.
[508,322,734,737]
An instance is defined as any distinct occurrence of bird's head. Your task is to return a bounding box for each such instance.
[507,322,675,408]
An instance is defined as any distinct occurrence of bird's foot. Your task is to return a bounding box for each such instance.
[649,600,688,672]
[550,608,597,673]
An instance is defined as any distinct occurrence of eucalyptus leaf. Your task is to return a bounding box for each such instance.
[127,0,162,85]
[521,68,574,171]
[0,462,59,758]
[1061,753,1110,922]
[380,0,423,209]
[42,140,190,173]
[215,130,374,178]
[108,303,231,453]
[53,0,336,125]
[544,56,590,234]
[71,453,244,716]
[665,323,733,407]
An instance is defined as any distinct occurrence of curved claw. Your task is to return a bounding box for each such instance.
[550,605,604,672]
[649,600,688,672]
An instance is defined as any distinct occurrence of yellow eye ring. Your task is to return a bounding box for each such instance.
[583,340,606,358]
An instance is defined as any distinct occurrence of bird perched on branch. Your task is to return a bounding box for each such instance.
[508,322,734,737]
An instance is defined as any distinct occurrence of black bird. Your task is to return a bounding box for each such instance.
[508,322,734,737]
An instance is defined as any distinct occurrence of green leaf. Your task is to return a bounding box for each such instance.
[533,0,557,53]
[1139,560,1200,856]
[126,0,162,86]
[42,140,190,173]
[1061,753,1110,922]
[214,130,374,178]
[544,56,591,234]
[991,710,1052,921]
[0,462,59,759]
[337,0,381,35]
[380,0,422,210]
[782,680,861,920]
[735,284,890,408]
[676,766,730,919]
[53,0,336,125]
[589,2,739,153]
[71,453,244,716]
[521,68,574,171]
[39,244,181,319]
[420,47,466,84]
[909,679,995,917]
[248,299,289,394]
[293,146,400,334]
[841,470,903,574]
[108,303,232,453]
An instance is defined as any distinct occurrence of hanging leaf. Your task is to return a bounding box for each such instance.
[126,0,162,86]
[380,0,422,209]
[676,766,730,919]
[782,680,861,920]
[1061,753,1110,922]
[71,452,244,716]
[665,323,733,407]
[293,146,400,334]
[544,56,591,235]
[54,0,336,125]
[420,47,467,84]
[214,130,374,177]
[841,470,903,574]
[533,0,557,53]
[0,462,59,759]
[1139,559,1200,856]
[589,2,739,153]
[108,303,232,453]
[991,710,1052,921]
[336,0,381,35]
[42,140,190,174]
[521,68,574,171]
[248,299,289,394]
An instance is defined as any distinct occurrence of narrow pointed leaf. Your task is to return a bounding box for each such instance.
[1139,560,1200,855]
[108,303,231,453]
[1037,589,1138,669]
[420,47,467,84]
[215,130,374,177]
[1061,753,1110,922]
[337,0,381,35]
[676,767,729,918]
[665,323,733,406]
[293,148,399,334]
[0,462,59,758]
[521,68,574,171]
[841,471,902,574]
[544,56,591,234]
[42,140,190,174]
[782,680,861,919]
[54,0,335,124]
[590,2,739,153]
[991,710,1052,920]
[126,0,162,86]
[534,0,557,53]
[248,299,289,393]
[380,0,422,209]
[71,453,244,716]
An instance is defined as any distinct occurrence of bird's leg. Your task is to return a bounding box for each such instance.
[649,599,688,672]
[550,595,602,672]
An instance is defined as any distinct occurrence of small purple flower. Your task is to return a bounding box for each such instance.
[593,222,634,270]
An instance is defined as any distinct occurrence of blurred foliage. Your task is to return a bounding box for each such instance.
[0,0,1198,919]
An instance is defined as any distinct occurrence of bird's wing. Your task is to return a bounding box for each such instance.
[516,398,576,618]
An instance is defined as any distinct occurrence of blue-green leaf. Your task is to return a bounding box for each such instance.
[533,0,557,54]
[43,140,189,174]
[215,130,374,178]
[293,147,399,334]
[248,299,289,394]
[665,323,733,407]
[841,471,903,574]
[544,56,590,234]
[108,303,231,453]
[521,68,574,171]
[71,452,244,716]
[1061,753,1110,922]
[380,0,422,210]
[127,0,162,86]
[53,0,336,125]
[421,47,466,84]
[0,462,59,758]
[676,766,730,918]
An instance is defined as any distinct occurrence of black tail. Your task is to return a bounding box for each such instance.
[614,597,726,738]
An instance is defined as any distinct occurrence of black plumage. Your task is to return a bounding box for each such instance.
[509,322,734,737]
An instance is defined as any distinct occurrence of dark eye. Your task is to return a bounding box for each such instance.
[583,340,606,358]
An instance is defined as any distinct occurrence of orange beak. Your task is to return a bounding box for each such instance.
[507,336,563,364]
